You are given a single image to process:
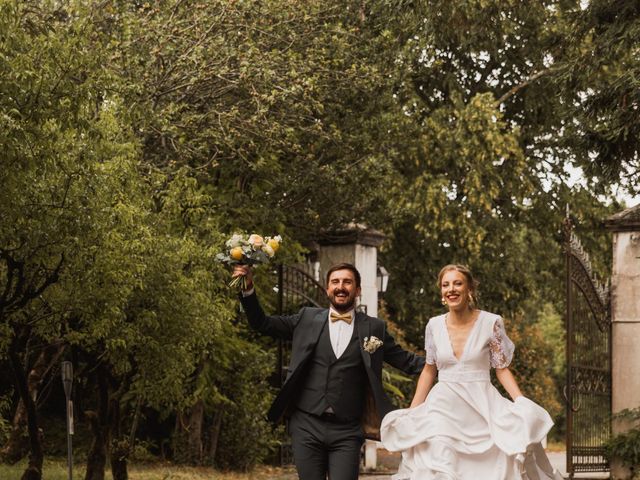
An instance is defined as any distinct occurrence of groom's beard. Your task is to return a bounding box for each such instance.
[328,288,357,313]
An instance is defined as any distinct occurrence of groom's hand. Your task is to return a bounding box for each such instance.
[232,264,254,292]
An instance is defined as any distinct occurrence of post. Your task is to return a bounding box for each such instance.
[61,361,73,480]
[563,212,574,476]
[605,204,640,479]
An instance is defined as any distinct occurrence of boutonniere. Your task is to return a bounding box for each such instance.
[363,336,383,354]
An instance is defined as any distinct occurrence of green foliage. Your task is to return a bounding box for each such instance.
[1,0,636,472]
[0,394,11,445]
[535,304,565,379]
[606,408,640,472]
[503,318,562,420]
[0,0,236,467]
[559,0,640,191]
[212,330,279,471]
[533,303,566,438]
[105,0,400,242]
[382,368,413,403]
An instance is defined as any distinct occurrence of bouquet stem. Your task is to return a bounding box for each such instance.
[229,273,248,290]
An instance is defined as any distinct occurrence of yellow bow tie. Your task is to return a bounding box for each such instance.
[330,312,353,324]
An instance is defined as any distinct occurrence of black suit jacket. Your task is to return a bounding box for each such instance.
[240,292,425,439]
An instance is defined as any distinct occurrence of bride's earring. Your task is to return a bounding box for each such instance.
[441,297,447,305]
[468,292,474,308]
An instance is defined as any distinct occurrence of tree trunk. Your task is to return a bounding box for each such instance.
[84,370,109,480]
[108,397,128,480]
[208,409,223,464]
[1,395,29,463]
[84,412,106,480]
[173,400,204,465]
[8,336,43,480]
[110,446,128,480]
[1,341,64,463]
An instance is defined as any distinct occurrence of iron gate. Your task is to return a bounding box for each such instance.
[275,263,329,465]
[564,216,611,477]
[276,263,329,385]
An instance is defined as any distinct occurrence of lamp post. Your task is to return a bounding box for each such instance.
[61,361,74,480]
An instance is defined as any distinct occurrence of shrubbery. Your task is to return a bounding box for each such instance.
[213,339,280,471]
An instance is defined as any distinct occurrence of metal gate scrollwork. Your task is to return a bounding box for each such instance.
[276,263,329,385]
[564,215,612,477]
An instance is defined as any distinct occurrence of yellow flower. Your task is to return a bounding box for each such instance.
[230,246,244,261]
[263,244,275,257]
[267,238,280,252]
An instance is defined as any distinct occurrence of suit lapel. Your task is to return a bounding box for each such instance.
[355,311,371,367]
[287,309,327,375]
[308,309,328,349]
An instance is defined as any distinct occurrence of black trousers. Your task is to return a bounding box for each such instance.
[288,409,365,480]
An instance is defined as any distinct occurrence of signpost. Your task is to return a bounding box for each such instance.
[61,361,73,480]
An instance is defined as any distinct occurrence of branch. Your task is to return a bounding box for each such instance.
[0,250,25,309]
[12,254,65,312]
[128,395,143,449]
[29,254,64,301]
[496,67,560,105]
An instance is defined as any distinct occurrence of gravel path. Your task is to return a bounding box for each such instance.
[358,449,576,479]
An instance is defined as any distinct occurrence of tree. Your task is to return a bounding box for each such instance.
[559,0,640,192]
[103,0,402,241]
[0,3,236,478]
[372,0,620,418]
[2,1,633,474]
[0,2,138,477]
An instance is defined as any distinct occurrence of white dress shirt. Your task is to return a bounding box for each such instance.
[328,308,355,359]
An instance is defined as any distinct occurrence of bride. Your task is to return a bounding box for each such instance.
[380,264,563,480]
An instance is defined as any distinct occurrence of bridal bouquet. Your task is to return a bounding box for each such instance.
[216,233,282,289]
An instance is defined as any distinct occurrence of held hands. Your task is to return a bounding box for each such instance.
[232,264,254,292]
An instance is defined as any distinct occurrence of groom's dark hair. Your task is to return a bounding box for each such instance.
[326,263,361,288]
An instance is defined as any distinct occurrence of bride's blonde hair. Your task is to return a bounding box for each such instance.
[437,264,480,308]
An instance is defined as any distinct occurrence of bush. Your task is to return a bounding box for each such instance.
[213,338,280,471]
[496,317,563,420]
[0,394,11,445]
[606,408,640,475]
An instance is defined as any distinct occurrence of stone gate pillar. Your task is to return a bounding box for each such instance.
[317,224,386,317]
[605,204,640,479]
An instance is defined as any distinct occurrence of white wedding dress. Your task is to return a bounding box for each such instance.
[380,311,563,480]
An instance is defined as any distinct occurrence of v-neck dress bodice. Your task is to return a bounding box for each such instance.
[433,312,493,382]
[380,311,562,480]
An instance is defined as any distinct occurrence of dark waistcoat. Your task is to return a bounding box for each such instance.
[295,321,367,421]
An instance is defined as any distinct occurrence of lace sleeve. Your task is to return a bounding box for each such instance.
[425,321,437,365]
[489,317,515,368]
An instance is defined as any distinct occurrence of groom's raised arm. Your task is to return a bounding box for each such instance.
[235,264,300,340]
[239,291,299,340]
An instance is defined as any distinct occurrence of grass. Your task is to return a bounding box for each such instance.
[1,446,566,478]
[0,459,296,480]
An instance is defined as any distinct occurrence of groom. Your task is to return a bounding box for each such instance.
[233,262,424,480]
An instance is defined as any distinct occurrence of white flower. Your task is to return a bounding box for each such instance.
[248,234,264,249]
[363,336,383,354]
[226,234,244,248]
[263,244,275,257]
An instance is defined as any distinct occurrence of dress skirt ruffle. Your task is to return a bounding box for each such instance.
[380,382,563,480]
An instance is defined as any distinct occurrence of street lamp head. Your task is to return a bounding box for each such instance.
[61,361,73,398]
[376,265,389,294]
